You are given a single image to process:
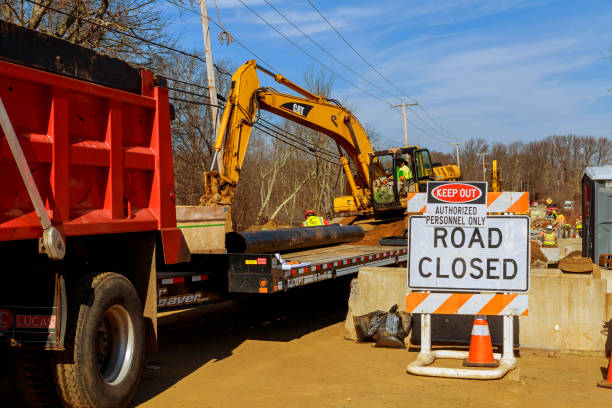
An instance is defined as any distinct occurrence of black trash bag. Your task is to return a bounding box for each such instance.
[353,304,412,348]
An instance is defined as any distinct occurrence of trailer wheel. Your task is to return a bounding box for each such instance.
[53,272,145,408]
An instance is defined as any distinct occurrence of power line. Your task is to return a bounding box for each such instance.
[235,0,395,107]
[258,118,341,160]
[170,0,279,72]
[167,86,210,99]
[260,0,403,103]
[24,0,207,64]
[165,74,341,160]
[253,122,340,166]
[403,114,453,145]
[418,105,456,140]
[171,97,340,165]
[305,0,457,142]
[406,106,454,142]
[165,77,209,91]
[169,96,220,108]
[169,0,430,145]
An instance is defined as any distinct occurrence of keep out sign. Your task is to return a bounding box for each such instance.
[425,181,487,227]
[408,216,529,292]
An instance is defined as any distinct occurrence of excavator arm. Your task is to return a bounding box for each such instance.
[202,60,378,212]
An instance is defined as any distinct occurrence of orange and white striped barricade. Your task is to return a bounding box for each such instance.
[405,293,527,379]
[405,191,530,214]
[406,208,529,380]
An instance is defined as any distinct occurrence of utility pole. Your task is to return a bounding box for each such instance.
[479,152,487,181]
[448,141,465,169]
[199,0,222,171]
[390,102,418,147]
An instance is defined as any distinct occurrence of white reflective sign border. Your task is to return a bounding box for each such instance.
[408,215,529,292]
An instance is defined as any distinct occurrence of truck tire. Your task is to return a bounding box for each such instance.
[53,272,145,408]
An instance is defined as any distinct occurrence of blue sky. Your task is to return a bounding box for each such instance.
[166,0,612,153]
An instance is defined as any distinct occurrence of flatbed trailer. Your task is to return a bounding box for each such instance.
[156,245,407,310]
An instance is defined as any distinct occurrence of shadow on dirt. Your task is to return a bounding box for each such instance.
[131,276,353,406]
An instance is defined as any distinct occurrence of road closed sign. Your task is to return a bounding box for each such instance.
[425,181,487,227]
[408,215,529,292]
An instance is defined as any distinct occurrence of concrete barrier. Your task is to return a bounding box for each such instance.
[520,268,607,351]
[347,266,608,352]
[176,206,229,253]
[344,267,405,340]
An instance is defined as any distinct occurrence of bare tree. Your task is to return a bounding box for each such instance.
[0,0,174,64]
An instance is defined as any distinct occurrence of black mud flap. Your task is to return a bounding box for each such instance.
[0,266,66,350]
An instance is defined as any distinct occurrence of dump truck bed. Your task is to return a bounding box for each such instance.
[0,21,186,262]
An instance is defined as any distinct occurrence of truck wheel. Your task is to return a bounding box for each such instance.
[53,272,145,408]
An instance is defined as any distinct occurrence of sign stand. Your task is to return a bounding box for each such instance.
[406,182,529,380]
[406,309,517,379]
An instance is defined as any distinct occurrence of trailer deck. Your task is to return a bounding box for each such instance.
[156,244,408,309]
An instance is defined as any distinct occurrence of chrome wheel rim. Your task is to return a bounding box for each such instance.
[96,304,135,385]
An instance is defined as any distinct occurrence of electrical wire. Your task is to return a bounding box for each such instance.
[166,81,339,161]
[170,0,279,72]
[165,77,208,91]
[261,0,403,103]
[170,96,340,165]
[169,96,221,108]
[305,0,458,142]
[236,0,396,107]
[24,0,207,64]
[257,118,341,160]
[403,114,452,144]
[416,105,456,140]
[212,0,234,46]
[167,1,405,146]
[167,86,210,100]
[406,106,455,141]
[253,122,340,166]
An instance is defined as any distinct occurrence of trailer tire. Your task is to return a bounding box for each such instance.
[53,272,145,408]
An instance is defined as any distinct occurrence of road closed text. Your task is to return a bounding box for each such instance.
[408,216,529,292]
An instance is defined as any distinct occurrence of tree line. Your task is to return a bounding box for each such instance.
[431,135,612,207]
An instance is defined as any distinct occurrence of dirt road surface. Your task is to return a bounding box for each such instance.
[134,278,612,408]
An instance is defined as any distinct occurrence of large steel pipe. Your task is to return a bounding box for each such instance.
[225,225,365,254]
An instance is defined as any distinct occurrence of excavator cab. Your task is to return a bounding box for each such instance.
[369,147,435,211]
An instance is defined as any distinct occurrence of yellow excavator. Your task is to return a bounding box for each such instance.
[202,60,460,217]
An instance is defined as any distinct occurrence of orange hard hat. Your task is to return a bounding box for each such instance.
[305,210,315,218]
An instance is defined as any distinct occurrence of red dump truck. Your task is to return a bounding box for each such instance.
[0,22,406,408]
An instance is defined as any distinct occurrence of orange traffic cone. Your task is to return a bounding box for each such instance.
[598,357,612,388]
[463,315,499,368]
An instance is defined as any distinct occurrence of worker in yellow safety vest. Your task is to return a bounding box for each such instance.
[396,159,413,181]
[576,216,582,238]
[302,210,330,227]
[396,159,415,195]
[539,226,557,247]
[555,213,565,228]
